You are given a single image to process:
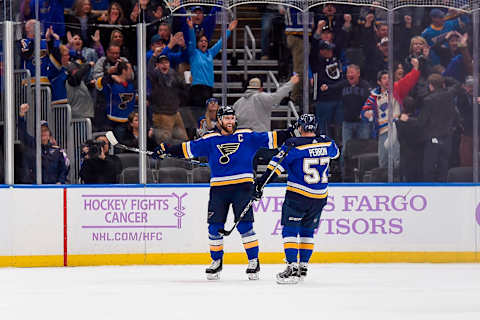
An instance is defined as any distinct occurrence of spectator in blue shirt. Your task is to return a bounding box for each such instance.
[186,18,237,108]
[421,8,469,65]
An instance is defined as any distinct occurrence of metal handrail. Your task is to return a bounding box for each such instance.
[267,71,280,90]
[288,100,300,120]
[244,25,256,60]
[232,7,237,63]
[243,25,256,81]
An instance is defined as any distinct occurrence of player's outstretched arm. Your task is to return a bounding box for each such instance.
[275,127,299,146]
[152,139,208,160]
[152,143,185,160]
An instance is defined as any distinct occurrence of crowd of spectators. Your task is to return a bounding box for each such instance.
[9,1,480,183]
[278,3,477,182]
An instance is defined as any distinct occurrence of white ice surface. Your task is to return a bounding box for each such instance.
[1,264,479,320]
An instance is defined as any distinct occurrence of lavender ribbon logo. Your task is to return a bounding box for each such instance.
[172,193,187,228]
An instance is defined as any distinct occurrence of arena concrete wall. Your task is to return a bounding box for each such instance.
[1,184,479,267]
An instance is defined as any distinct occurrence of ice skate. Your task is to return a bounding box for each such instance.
[276,263,300,284]
[246,258,260,280]
[299,262,308,281]
[205,259,223,280]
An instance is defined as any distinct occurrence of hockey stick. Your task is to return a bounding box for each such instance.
[106,131,155,155]
[105,131,207,167]
[218,144,294,236]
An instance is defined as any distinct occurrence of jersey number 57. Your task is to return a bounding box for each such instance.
[303,158,329,184]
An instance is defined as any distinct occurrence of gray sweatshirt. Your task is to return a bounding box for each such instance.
[233,80,294,132]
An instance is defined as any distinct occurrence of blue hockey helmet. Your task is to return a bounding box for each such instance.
[296,114,318,132]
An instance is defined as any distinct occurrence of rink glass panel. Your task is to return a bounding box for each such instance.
[1,1,480,184]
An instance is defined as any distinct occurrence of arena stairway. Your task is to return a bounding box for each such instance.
[211,5,296,129]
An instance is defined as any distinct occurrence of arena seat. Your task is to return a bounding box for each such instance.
[447,167,473,182]
[192,166,211,183]
[157,157,192,170]
[116,153,139,169]
[343,139,378,182]
[353,152,379,182]
[119,167,156,184]
[156,167,189,183]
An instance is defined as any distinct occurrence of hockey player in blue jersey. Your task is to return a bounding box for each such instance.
[253,114,339,284]
[152,106,295,280]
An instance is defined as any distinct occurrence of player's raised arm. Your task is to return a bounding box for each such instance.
[248,125,298,152]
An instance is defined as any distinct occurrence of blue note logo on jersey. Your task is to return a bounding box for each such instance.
[119,93,135,110]
[216,143,240,164]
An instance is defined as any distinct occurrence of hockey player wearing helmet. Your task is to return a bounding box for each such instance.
[152,106,297,280]
[216,105,237,134]
[253,114,339,284]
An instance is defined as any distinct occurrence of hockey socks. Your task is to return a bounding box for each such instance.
[282,226,315,264]
[208,223,224,261]
[282,226,299,263]
[237,221,259,260]
[208,222,260,261]
[299,228,315,263]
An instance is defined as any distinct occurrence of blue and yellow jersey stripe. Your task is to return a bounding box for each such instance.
[286,182,328,199]
[202,132,221,140]
[234,129,252,134]
[181,141,195,159]
[295,142,332,150]
[267,159,285,176]
[106,115,128,123]
[210,173,254,187]
[286,186,328,199]
[267,131,278,149]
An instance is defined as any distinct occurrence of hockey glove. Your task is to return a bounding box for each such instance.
[251,181,263,201]
[287,125,301,138]
[151,144,165,160]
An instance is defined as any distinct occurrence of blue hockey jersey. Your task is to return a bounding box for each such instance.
[269,136,339,199]
[95,75,136,123]
[47,39,68,104]
[18,38,51,84]
[175,129,279,187]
